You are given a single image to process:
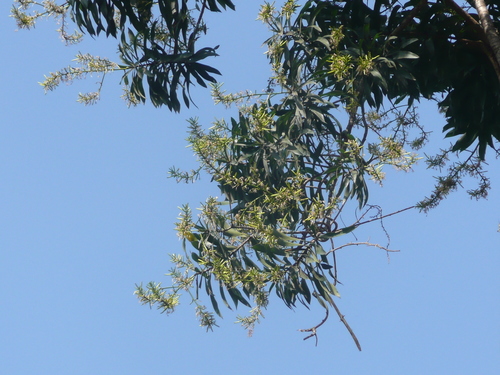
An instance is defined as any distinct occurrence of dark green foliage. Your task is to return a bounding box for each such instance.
[12,0,498,344]
[281,0,500,159]
[68,0,235,110]
[144,0,496,339]
[150,3,425,341]
[129,0,499,342]
[16,0,500,152]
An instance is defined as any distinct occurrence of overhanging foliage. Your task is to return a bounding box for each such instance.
[11,0,499,348]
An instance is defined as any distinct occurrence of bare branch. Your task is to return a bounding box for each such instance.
[330,241,400,253]
[355,206,415,227]
[331,300,362,351]
[299,302,362,351]
[299,309,330,346]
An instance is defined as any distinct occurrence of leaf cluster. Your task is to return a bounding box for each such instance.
[267,0,500,159]
[156,18,422,338]
[260,0,497,209]
[146,1,498,341]
[70,0,235,109]
[12,0,499,345]
[12,0,235,110]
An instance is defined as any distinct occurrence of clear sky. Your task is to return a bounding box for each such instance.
[1,2,499,374]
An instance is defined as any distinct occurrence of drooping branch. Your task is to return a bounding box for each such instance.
[331,301,362,351]
[298,304,362,351]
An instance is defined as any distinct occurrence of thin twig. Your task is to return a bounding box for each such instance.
[299,309,330,346]
[188,0,209,51]
[299,303,362,351]
[355,205,415,227]
[331,300,362,351]
[329,241,400,253]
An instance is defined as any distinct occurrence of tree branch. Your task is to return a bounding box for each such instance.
[331,301,362,351]
[472,0,500,70]
[299,308,329,346]
[444,0,500,82]
[330,241,400,253]
[299,304,362,351]
[355,205,415,227]
[444,0,482,33]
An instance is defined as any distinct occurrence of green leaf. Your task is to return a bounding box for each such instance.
[390,51,419,60]
[228,288,251,308]
[314,293,328,309]
[191,252,200,263]
[401,38,419,48]
[224,228,247,237]
[271,229,300,245]
[300,278,312,304]
[253,243,286,257]
[219,285,232,310]
[210,294,222,317]
[329,282,340,298]
[318,225,357,241]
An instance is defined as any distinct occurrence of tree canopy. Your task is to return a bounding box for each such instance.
[11,0,499,349]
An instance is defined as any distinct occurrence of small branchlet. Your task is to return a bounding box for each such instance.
[11,1,82,44]
[39,53,121,104]
[196,306,219,331]
[134,282,180,314]
[417,146,491,212]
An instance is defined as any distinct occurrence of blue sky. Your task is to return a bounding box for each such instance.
[1,2,499,374]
